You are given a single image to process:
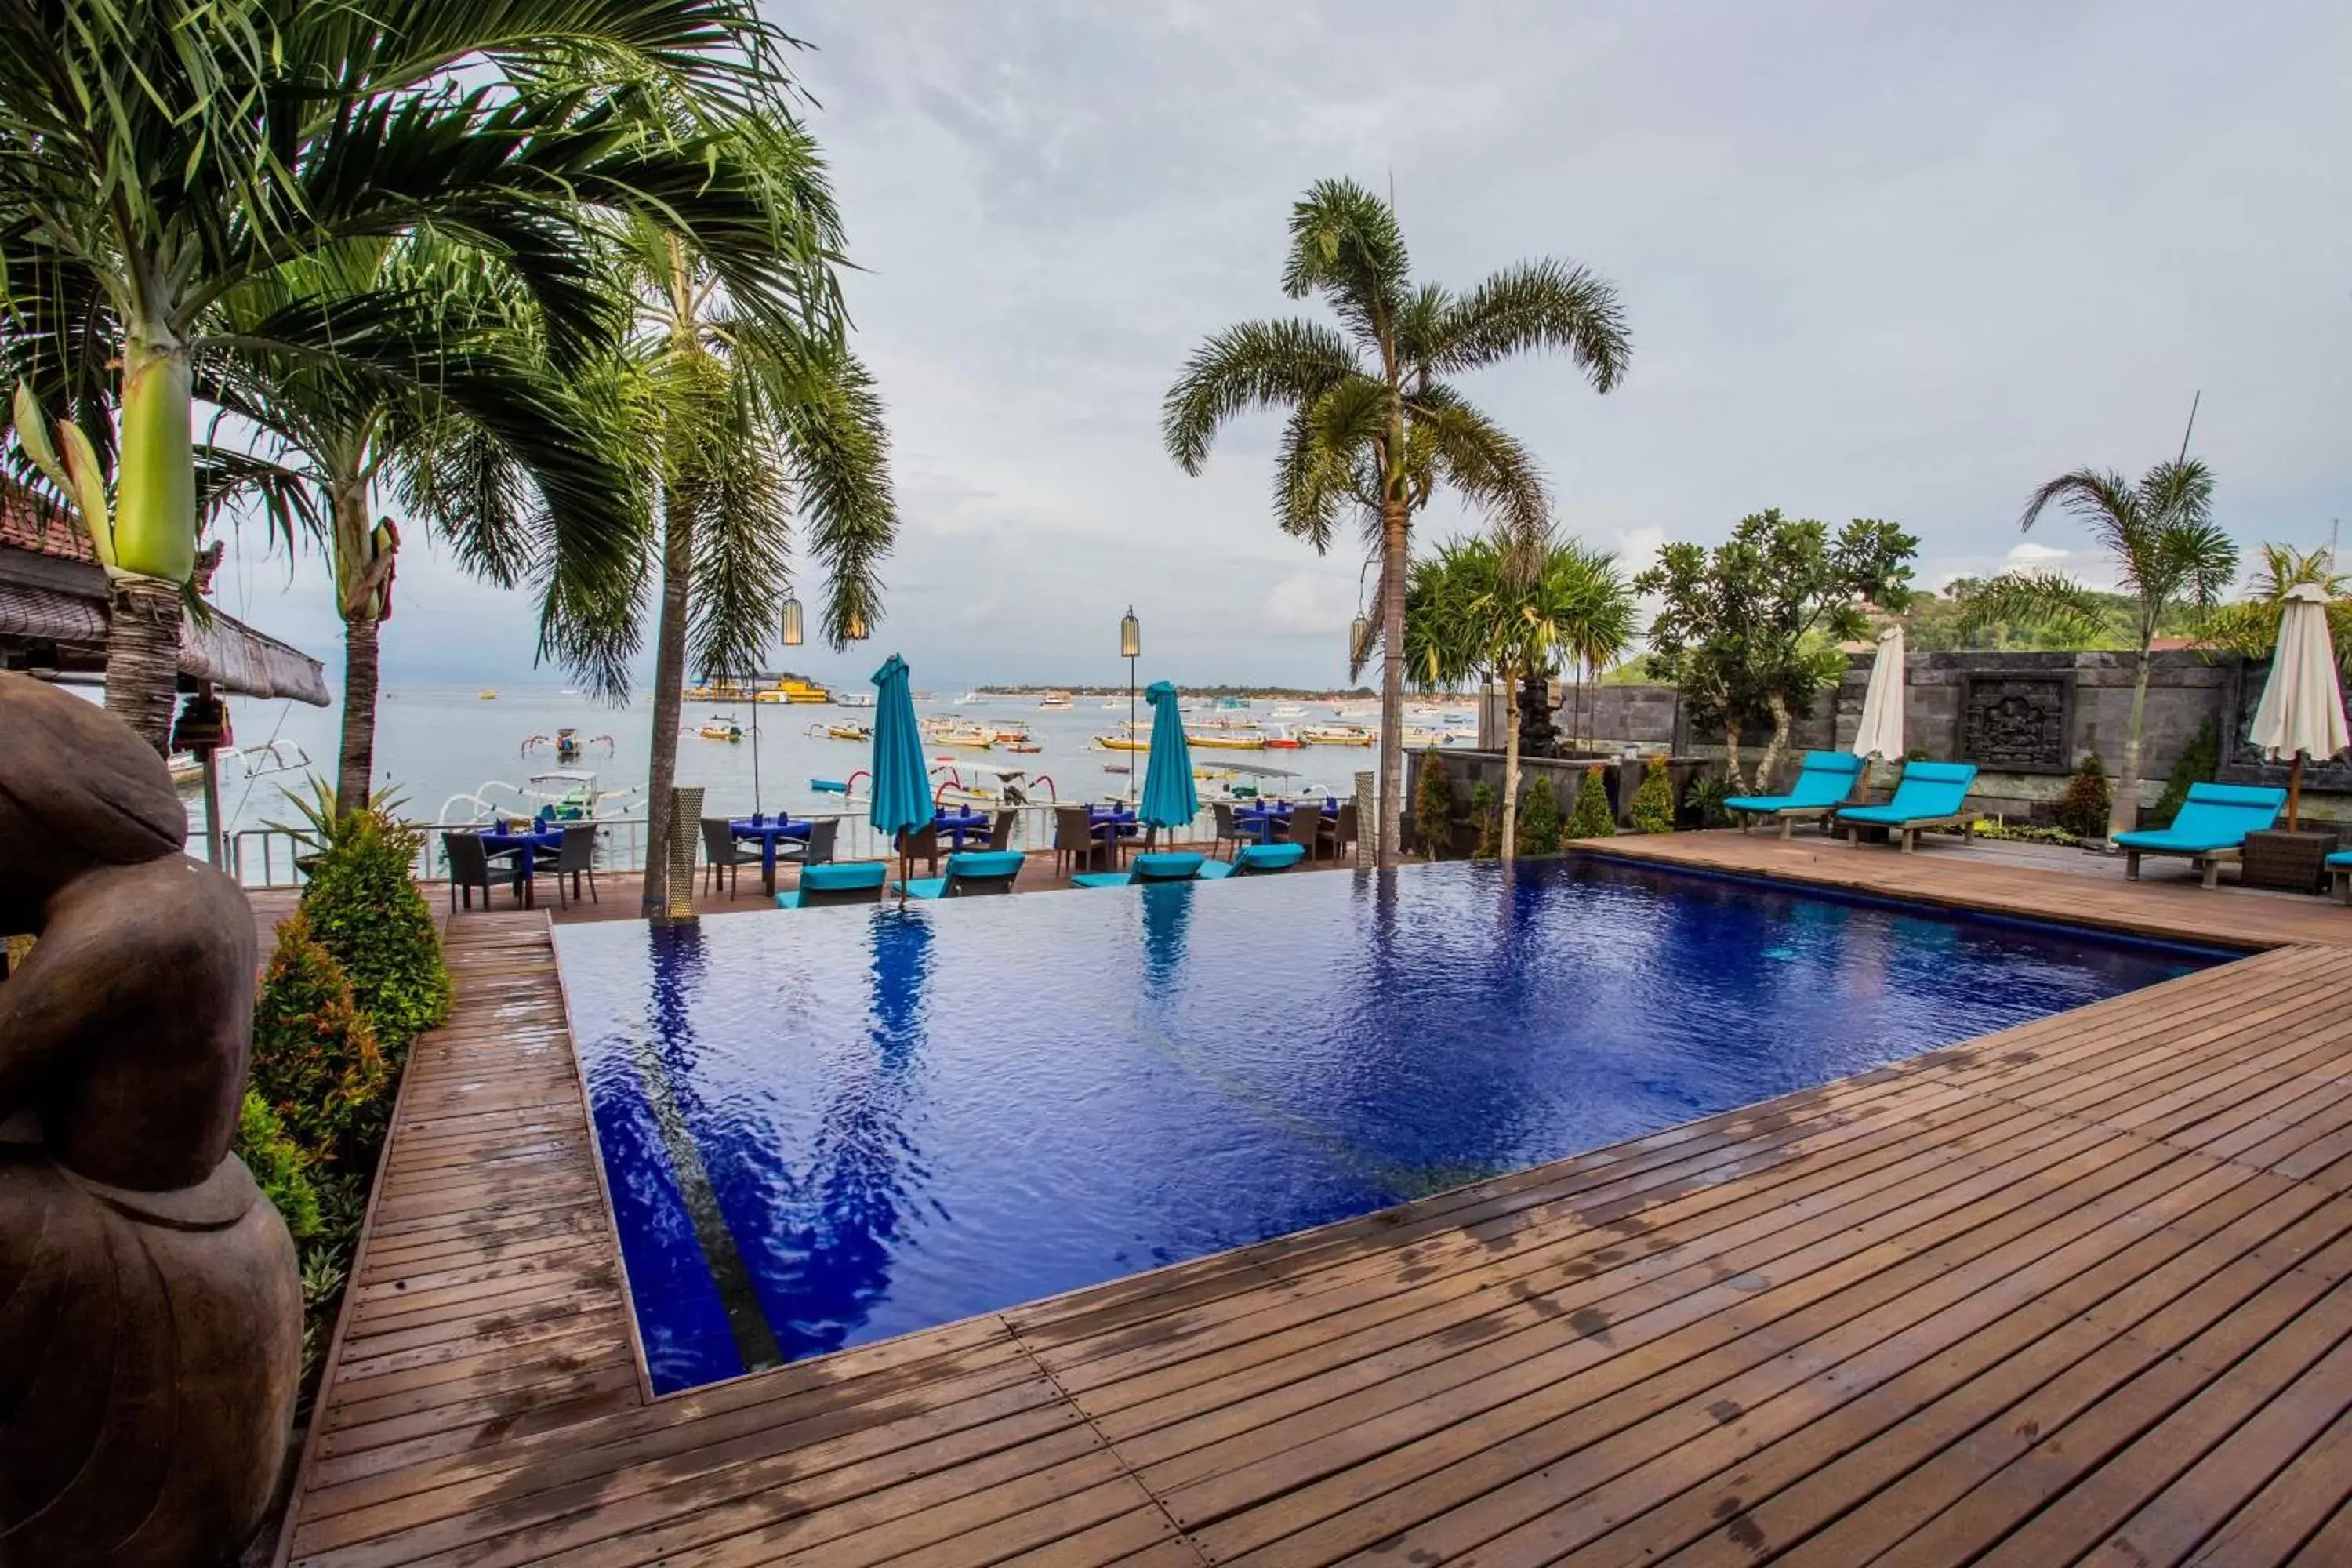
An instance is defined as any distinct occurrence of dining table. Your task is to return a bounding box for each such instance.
[1088,804,1141,865]
[731,816,815,895]
[933,808,997,851]
[478,822,564,907]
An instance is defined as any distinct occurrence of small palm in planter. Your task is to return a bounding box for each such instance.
[1566,764,1619,839]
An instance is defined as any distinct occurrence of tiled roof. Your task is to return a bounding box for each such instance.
[0,499,94,564]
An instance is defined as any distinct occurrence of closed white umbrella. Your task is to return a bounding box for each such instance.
[2249,582,2350,829]
[1850,622,1905,765]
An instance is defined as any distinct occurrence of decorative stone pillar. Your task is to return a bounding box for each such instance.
[1354,770,1376,869]
[659,786,702,925]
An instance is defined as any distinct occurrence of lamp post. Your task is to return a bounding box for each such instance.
[1120,605,1141,800]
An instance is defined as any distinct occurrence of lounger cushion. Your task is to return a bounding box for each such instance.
[1132,852,1207,880]
[2113,830,2236,853]
[1069,872,1134,889]
[943,850,1023,878]
[1235,842,1307,871]
[801,861,887,891]
[2116,782,2286,854]
[1838,760,1978,826]
[1725,752,1865,815]
[2327,851,2352,869]
[893,877,949,899]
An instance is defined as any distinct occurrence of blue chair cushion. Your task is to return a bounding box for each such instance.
[2327,850,2352,869]
[1840,760,1977,825]
[1132,852,1206,881]
[800,861,887,892]
[1069,871,1134,889]
[944,851,1024,879]
[1726,752,1865,814]
[1236,842,1307,871]
[2118,782,2287,852]
[894,877,949,900]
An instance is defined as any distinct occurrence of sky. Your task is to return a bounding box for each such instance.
[209,0,2351,697]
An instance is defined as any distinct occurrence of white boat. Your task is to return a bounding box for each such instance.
[437,770,642,826]
[1037,690,1074,710]
[835,691,875,710]
[954,691,985,706]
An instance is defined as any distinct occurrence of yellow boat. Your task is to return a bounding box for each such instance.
[825,724,870,742]
[775,675,831,703]
[698,720,743,742]
[477,689,497,701]
[1091,734,1149,752]
[1301,724,1374,746]
[1185,731,1265,750]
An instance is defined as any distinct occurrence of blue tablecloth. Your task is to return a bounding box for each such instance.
[933,809,996,851]
[481,826,563,857]
[731,818,814,891]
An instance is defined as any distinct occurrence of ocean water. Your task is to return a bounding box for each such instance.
[554,856,2227,1394]
[189,682,1393,840]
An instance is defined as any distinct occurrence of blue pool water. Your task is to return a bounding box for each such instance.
[554,857,2227,1394]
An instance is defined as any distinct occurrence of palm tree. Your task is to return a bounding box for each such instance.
[1405,532,1633,860]
[0,1,822,753]
[201,238,633,811]
[1163,178,1628,866]
[1963,459,2238,837]
[549,200,894,920]
[2201,543,2352,675]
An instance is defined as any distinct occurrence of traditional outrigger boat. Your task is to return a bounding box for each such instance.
[698,715,743,742]
[809,720,871,742]
[436,770,641,826]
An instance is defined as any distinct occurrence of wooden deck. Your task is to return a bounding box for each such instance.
[278,839,2352,1566]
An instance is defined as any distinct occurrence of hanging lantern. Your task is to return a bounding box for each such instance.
[780,595,804,648]
[1119,605,1141,659]
[1349,613,1373,666]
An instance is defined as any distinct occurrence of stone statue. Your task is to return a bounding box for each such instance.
[0,672,299,1566]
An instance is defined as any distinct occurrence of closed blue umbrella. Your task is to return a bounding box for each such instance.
[869,654,931,845]
[1139,680,1198,833]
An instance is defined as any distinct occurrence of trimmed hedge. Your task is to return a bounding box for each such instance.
[299,806,448,1054]
[1566,765,1618,839]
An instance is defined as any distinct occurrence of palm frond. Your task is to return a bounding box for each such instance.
[1956,571,2112,644]
[1280,177,1411,345]
[1434,260,1631,390]
[1160,318,1362,474]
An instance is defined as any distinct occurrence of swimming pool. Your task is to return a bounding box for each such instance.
[555,856,2228,1394]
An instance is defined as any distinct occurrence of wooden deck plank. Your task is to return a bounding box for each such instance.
[276,842,2352,1566]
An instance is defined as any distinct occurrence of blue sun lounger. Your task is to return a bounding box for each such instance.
[774,860,887,909]
[1835,761,1980,853]
[1200,841,1307,877]
[1071,851,1212,889]
[894,849,1025,900]
[1722,751,1867,837]
[2116,782,2287,888]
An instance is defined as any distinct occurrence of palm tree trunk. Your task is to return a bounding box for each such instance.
[103,314,199,753]
[338,616,381,815]
[105,575,184,757]
[1500,661,1522,862]
[641,487,696,917]
[331,477,390,816]
[2112,642,2153,839]
[1377,499,1410,867]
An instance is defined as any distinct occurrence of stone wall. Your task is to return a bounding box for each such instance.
[1475,648,2352,826]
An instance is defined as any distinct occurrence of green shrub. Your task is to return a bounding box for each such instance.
[1413,750,1457,858]
[1469,781,1500,858]
[1565,764,1618,839]
[1686,771,1735,827]
[233,1090,321,1242]
[2053,753,2113,840]
[1629,757,1677,833]
[1519,775,1565,855]
[285,782,449,1054]
[2150,715,2221,829]
[251,910,392,1169]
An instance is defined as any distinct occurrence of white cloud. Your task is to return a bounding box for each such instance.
[1261,572,1361,637]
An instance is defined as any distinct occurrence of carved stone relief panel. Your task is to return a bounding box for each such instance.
[1958,673,2074,774]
